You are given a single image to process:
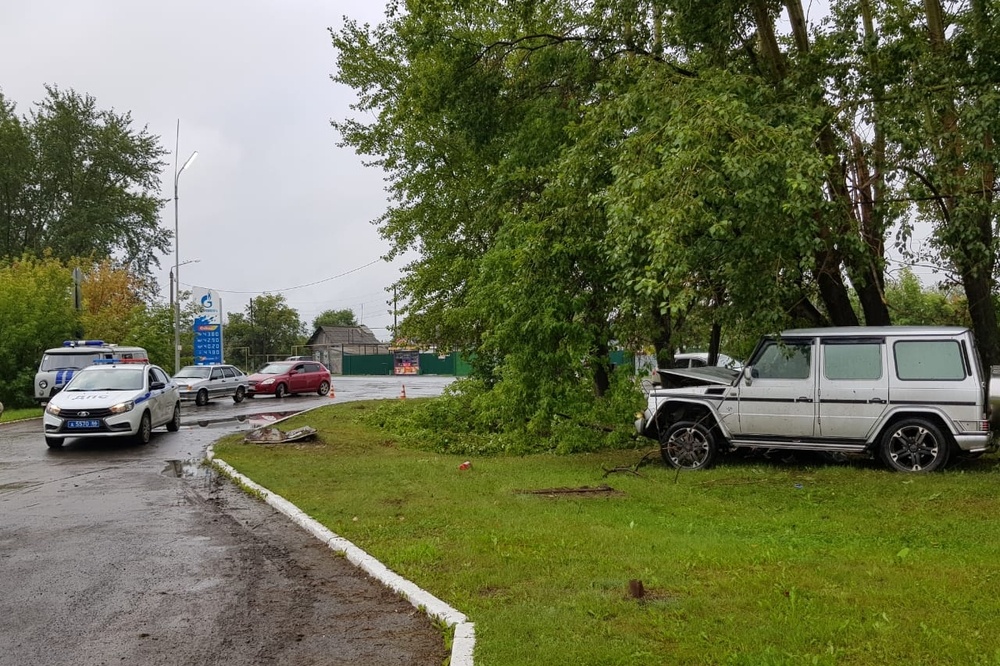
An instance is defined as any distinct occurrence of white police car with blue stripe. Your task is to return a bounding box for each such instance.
[43,361,181,448]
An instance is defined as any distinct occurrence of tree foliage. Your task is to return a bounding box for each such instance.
[312,308,358,330]
[0,255,79,407]
[0,85,169,276]
[224,294,305,370]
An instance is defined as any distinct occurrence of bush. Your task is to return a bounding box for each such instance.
[361,371,644,455]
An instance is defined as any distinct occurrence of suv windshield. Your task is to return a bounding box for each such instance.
[174,366,212,379]
[39,352,102,371]
[65,368,145,391]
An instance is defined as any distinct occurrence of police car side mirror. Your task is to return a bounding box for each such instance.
[150,381,166,391]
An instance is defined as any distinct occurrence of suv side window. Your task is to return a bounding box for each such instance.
[753,342,811,379]
[824,342,882,380]
[894,340,966,380]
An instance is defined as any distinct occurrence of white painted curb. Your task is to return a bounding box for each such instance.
[207,449,476,665]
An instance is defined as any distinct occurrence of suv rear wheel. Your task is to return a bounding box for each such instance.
[659,421,717,470]
[880,418,950,472]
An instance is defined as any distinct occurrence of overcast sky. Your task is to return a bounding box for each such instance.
[1,0,401,337]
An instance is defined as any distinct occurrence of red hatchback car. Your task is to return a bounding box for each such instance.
[246,360,331,399]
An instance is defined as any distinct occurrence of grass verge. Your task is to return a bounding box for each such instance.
[213,399,1000,666]
[0,407,43,423]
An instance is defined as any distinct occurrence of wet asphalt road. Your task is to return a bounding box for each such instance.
[0,376,454,666]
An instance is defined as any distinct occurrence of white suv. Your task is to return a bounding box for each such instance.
[43,362,181,448]
[636,326,994,472]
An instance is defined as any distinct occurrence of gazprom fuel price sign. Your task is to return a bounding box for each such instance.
[192,288,223,365]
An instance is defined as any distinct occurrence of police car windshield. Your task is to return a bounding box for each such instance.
[39,352,102,371]
[64,368,144,391]
[174,366,212,379]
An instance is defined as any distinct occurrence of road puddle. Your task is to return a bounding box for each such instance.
[164,459,212,479]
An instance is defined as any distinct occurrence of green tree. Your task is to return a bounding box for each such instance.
[224,294,305,369]
[0,254,79,407]
[884,268,970,328]
[0,85,169,276]
[312,308,358,330]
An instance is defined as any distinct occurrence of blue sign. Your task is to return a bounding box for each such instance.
[192,288,223,364]
[193,324,222,364]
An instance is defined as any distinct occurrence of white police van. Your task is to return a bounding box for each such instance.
[34,340,148,404]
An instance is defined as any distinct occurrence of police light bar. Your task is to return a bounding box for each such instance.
[63,340,106,347]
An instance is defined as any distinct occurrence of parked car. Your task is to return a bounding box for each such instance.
[43,362,180,448]
[246,360,331,399]
[671,352,743,371]
[636,326,996,473]
[285,355,311,361]
[173,364,248,405]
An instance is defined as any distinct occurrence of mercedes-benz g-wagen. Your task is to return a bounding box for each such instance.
[636,327,996,472]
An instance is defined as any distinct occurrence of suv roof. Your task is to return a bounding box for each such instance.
[779,326,970,338]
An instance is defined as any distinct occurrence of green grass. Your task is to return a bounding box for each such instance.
[214,400,1000,666]
[0,406,43,423]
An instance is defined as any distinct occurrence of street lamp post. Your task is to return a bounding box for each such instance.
[173,121,198,374]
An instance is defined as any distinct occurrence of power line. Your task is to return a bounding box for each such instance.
[183,258,386,295]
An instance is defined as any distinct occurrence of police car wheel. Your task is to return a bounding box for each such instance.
[45,436,63,449]
[166,404,181,432]
[136,412,152,445]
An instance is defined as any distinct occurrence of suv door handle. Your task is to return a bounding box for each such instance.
[868,397,886,404]
[795,396,813,403]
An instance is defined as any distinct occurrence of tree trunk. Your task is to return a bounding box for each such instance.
[650,306,673,369]
[593,338,611,398]
[707,322,721,366]
[962,262,1000,371]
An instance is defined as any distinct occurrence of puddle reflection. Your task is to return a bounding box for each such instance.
[190,410,303,429]
[163,458,212,479]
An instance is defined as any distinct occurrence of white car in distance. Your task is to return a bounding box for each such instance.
[43,362,181,449]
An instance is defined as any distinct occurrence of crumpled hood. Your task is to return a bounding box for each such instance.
[655,366,739,388]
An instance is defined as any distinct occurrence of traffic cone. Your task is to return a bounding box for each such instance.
[399,385,407,400]
[328,383,336,399]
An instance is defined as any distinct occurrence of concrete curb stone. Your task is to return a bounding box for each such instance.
[207,432,476,665]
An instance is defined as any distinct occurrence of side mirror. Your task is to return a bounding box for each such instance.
[742,366,754,386]
[150,381,166,391]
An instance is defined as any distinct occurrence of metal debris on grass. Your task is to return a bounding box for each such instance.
[244,425,317,444]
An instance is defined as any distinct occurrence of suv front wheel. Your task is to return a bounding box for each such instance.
[659,421,718,470]
[879,418,950,472]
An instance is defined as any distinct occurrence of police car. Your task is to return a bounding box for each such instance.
[35,340,148,404]
[43,361,180,448]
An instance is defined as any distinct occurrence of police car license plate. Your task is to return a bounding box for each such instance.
[67,419,100,429]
